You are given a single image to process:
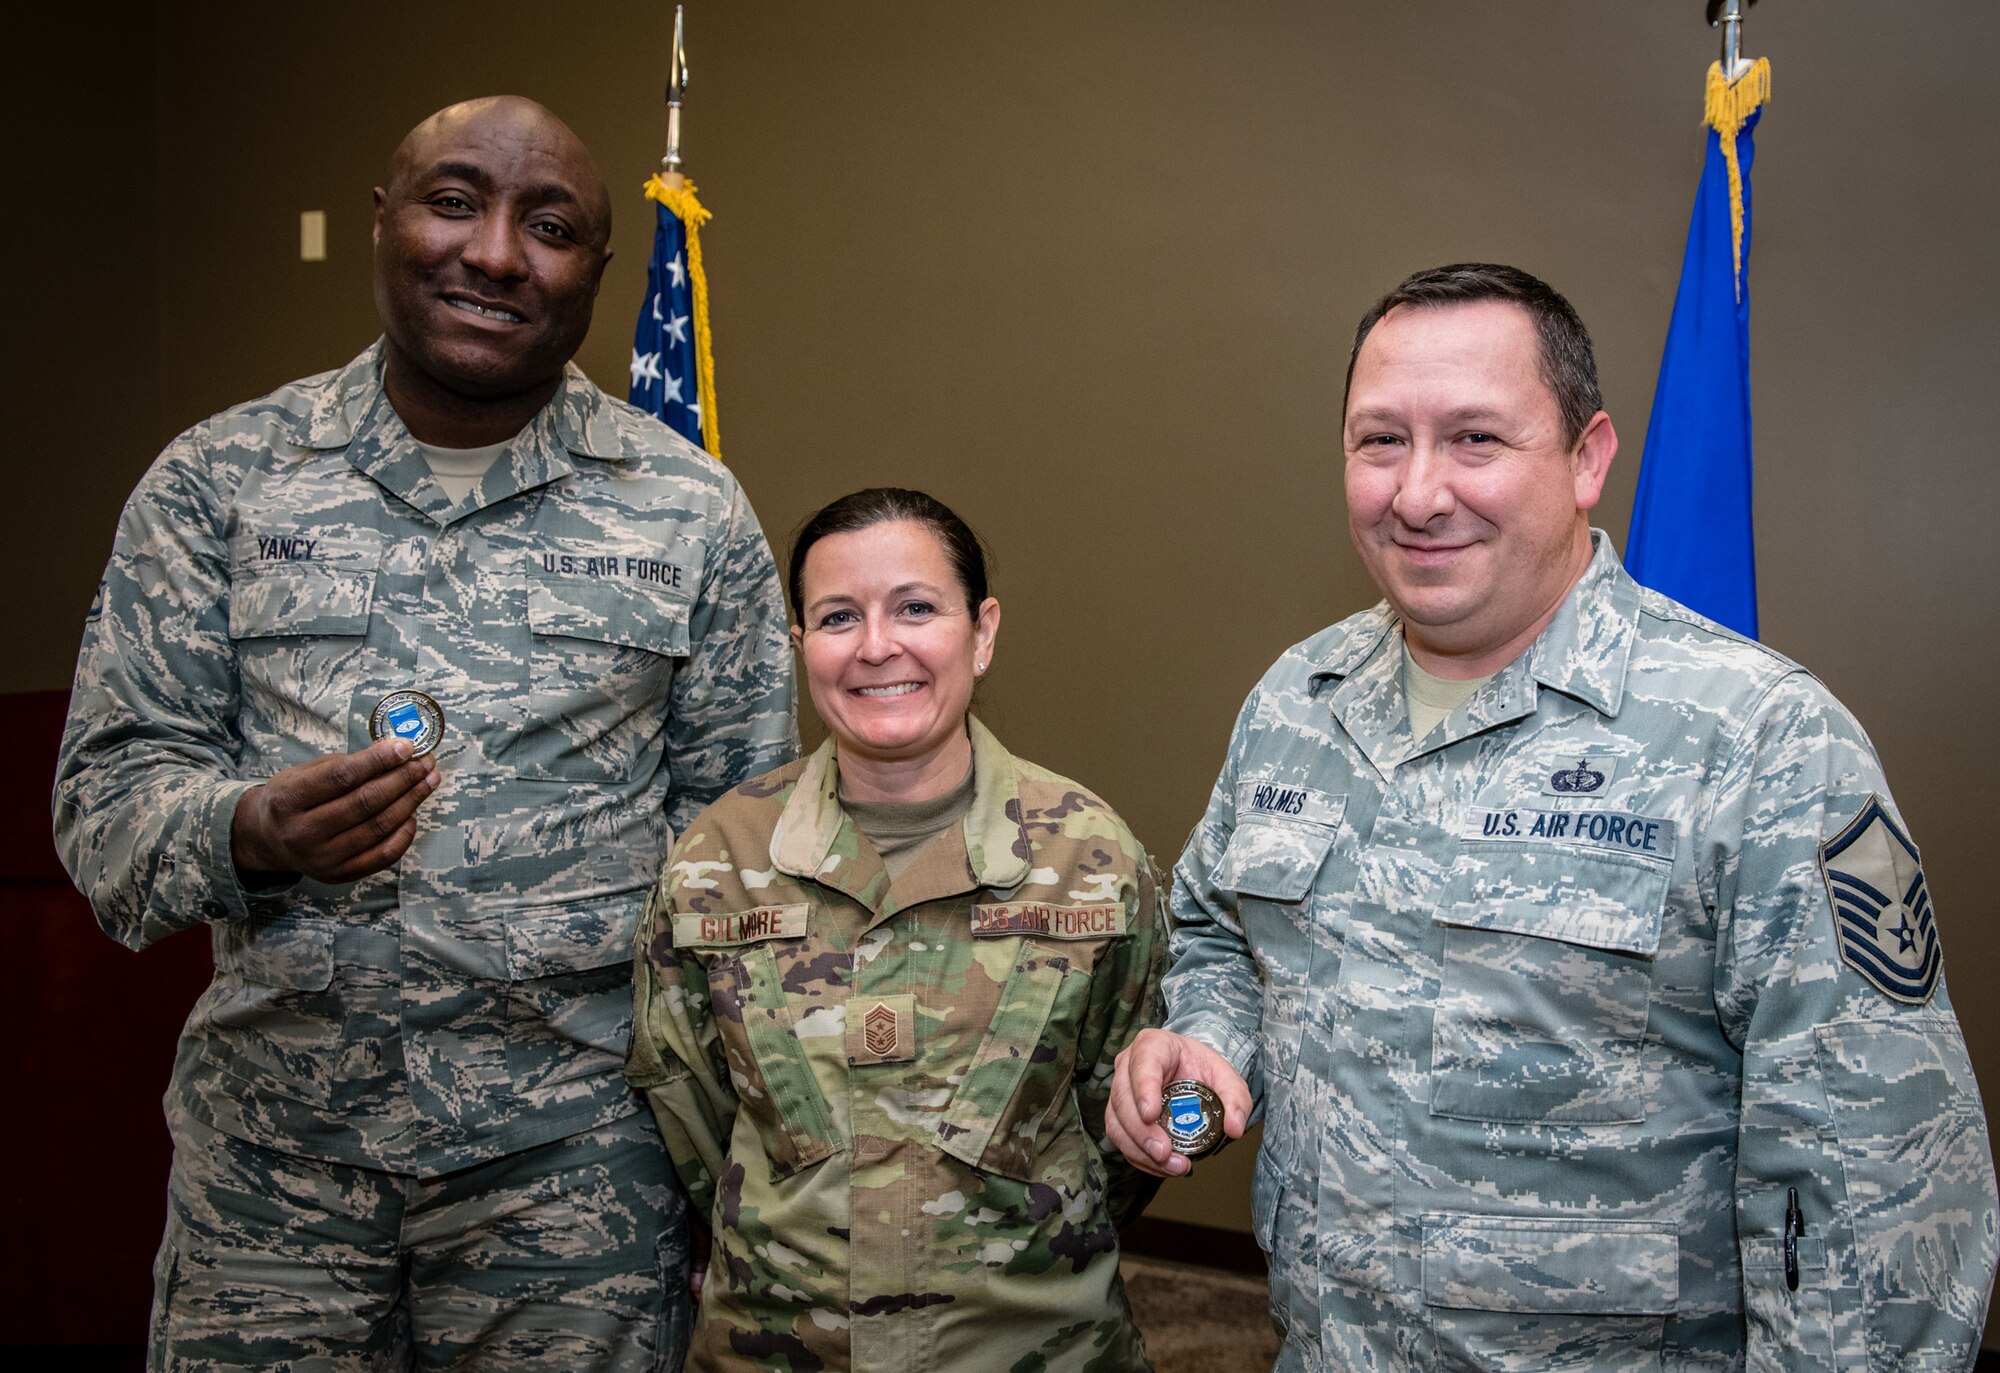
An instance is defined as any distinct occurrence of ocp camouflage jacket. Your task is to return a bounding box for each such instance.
[629,718,1164,1371]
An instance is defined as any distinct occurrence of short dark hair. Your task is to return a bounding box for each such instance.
[787,488,991,621]
[1342,263,1603,450]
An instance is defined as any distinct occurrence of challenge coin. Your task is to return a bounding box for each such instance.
[369,689,446,758]
[1162,1078,1226,1159]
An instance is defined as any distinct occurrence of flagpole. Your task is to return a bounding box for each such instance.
[1711,0,1757,82]
[662,4,689,189]
[1626,3,1771,638]
[630,4,720,455]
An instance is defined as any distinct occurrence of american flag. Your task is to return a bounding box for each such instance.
[628,175,719,455]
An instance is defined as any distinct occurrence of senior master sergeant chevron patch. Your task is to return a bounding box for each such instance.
[1819,794,1940,1004]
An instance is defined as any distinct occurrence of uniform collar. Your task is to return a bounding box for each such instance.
[1517,531,1637,720]
[1307,531,1638,772]
[769,716,1032,923]
[281,340,632,524]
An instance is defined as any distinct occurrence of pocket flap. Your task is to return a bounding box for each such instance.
[213,915,335,991]
[230,569,374,639]
[1434,854,1667,957]
[505,895,640,980]
[1214,821,1334,903]
[1421,1216,1678,1315]
[528,576,691,656]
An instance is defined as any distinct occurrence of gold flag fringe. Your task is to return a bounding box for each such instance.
[643,174,722,458]
[1703,57,1772,304]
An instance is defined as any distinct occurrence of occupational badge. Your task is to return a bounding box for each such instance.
[1819,794,1939,1004]
[1542,754,1619,797]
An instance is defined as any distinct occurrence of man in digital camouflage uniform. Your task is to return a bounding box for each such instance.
[1108,263,1998,1369]
[54,95,794,1370]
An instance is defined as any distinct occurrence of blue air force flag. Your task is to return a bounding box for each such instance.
[1625,60,1770,640]
[1819,795,1940,1005]
[628,175,719,455]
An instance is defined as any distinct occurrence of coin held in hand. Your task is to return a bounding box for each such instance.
[1162,1078,1226,1159]
[370,689,446,758]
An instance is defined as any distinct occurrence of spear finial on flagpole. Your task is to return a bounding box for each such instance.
[1708,0,1758,82]
[662,5,690,187]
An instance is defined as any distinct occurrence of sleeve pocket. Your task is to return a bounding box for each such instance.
[1742,1234,1835,1370]
[1815,1017,1999,1361]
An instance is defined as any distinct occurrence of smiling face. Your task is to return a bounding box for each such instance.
[372,97,612,426]
[1342,299,1616,676]
[792,520,1001,801]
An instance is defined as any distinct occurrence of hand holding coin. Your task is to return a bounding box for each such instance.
[1107,1027,1253,1178]
[231,735,440,886]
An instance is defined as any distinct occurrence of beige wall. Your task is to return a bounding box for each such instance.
[18,0,2000,1339]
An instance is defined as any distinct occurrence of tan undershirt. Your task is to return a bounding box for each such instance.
[419,440,509,504]
[842,766,977,881]
[1404,643,1494,742]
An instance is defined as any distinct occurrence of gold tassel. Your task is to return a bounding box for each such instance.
[1703,57,1772,303]
[643,174,722,459]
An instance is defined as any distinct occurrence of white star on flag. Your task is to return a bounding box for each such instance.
[663,312,690,346]
[667,253,687,289]
[663,370,685,405]
[651,292,664,322]
[629,350,662,389]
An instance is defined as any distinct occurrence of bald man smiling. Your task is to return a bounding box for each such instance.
[56,96,796,1370]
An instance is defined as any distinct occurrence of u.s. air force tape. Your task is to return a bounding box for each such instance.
[369,690,445,758]
[1162,1079,1226,1159]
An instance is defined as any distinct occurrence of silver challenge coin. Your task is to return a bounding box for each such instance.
[369,689,446,758]
[1162,1078,1226,1159]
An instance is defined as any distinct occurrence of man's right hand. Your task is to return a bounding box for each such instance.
[231,737,439,886]
[1108,1027,1253,1178]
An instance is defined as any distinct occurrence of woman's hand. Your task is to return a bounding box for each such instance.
[1107,1028,1252,1178]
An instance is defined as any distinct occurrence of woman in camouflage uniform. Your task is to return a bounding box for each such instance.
[628,488,1165,1371]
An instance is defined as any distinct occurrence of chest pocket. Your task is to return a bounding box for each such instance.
[1430,846,1668,1124]
[691,939,839,1178]
[228,534,381,758]
[512,572,692,783]
[1213,820,1337,1088]
[936,936,1100,1185]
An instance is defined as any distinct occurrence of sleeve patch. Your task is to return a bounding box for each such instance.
[1819,795,1939,1005]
